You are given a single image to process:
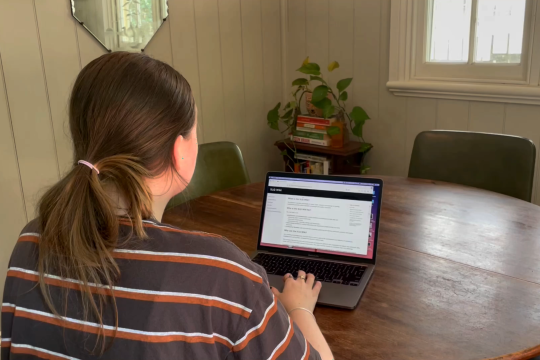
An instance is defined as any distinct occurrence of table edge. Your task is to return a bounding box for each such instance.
[483,344,540,360]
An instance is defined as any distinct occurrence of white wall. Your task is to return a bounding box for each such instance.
[286,0,540,204]
[0,0,284,292]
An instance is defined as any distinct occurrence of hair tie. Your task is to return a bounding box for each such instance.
[78,160,100,174]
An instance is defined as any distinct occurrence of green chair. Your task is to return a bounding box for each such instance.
[408,130,536,202]
[167,141,250,208]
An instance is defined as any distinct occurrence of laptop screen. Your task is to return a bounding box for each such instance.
[259,174,381,260]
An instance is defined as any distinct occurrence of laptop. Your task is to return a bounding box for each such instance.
[251,172,383,309]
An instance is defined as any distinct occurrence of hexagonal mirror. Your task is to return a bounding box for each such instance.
[71,0,168,52]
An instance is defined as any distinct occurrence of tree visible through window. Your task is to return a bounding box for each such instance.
[139,0,154,29]
[117,0,159,51]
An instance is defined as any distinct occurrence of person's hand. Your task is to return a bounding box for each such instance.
[270,270,322,313]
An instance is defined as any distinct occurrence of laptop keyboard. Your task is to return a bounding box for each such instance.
[252,253,366,286]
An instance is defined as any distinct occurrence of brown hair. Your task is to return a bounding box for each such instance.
[37,52,196,353]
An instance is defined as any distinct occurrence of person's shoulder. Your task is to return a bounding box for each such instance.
[12,218,41,245]
[19,218,41,238]
[7,218,41,270]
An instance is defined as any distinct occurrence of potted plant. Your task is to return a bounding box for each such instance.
[267,57,372,173]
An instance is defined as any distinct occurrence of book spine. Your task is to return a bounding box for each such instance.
[292,136,331,146]
[294,153,329,162]
[295,126,327,134]
[297,123,327,131]
[293,130,329,140]
[297,116,333,126]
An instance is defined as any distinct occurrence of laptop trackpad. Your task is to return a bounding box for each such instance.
[267,274,362,309]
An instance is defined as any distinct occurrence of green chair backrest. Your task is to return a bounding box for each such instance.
[167,141,250,208]
[409,130,536,202]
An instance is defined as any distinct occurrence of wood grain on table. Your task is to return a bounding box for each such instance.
[163,176,540,360]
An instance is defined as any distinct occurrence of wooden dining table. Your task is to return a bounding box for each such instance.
[163,176,540,360]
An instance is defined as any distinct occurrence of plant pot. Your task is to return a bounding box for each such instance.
[330,118,345,148]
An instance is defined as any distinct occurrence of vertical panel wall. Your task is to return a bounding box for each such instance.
[0,0,286,293]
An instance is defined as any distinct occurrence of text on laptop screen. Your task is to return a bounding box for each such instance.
[260,176,380,259]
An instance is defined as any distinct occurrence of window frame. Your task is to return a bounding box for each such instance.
[387,0,540,105]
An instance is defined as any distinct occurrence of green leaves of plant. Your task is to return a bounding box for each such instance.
[297,63,321,76]
[337,78,353,93]
[328,61,340,72]
[322,105,335,119]
[359,143,372,153]
[267,102,280,130]
[326,126,341,136]
[311,97,331,109]
[309,75,326,84]
[310,86,334,118]
[292,78,309,86]
[350,106,370,138]
[311,85,328,103]
[281,109,293,119]
[285,58,373,172]
[350,106,370,123]
[352,124,363,138]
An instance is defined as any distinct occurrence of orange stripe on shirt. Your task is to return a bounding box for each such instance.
[270,318,295,360]
[233,297,278,352]
[1,340,11,348]
[17,221,224,243]
[10,346,66,360]
[2,305,15,313]
[112,252,263,284]
[7,270,250,318]
[15,310,233,349]
[18,235,39,243]
[119,220,224,239]
[302,340,311,360]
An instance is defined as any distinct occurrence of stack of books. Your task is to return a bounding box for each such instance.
[294,152,331,175]
[291,115,334,147]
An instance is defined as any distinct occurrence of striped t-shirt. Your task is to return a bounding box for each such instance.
[1,219,321,360]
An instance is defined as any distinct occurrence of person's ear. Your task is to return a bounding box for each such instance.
[172,135,184,170]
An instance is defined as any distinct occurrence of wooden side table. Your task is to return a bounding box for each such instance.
[275,140,371,175]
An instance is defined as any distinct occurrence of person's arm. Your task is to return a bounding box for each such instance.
[216,239,331,359]
[271,270,333,360]
[228,269,328,360]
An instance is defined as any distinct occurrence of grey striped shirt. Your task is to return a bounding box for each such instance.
[1,218,321,360]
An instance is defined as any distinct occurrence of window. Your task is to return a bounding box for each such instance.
[428,0,526,64]
[473,0,526,64]
[428,0,473,63]
[387,0,540,105]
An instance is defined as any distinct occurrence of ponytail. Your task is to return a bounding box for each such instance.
[35,51,196,355]
[37,155,152,353]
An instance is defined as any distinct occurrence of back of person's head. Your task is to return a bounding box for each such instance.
[37,52,196,353]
